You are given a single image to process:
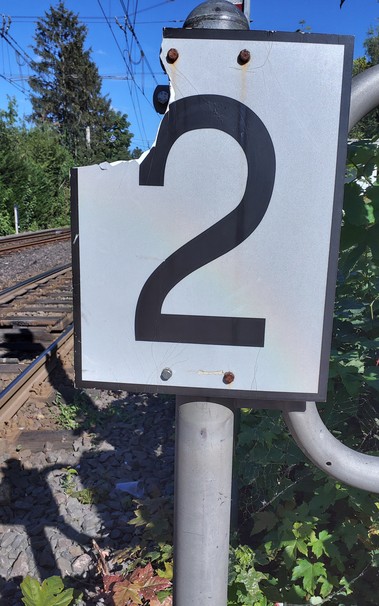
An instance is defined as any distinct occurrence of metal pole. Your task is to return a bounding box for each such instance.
[173,6,248,604]
[14,204,19,234]
[174,398,234,606]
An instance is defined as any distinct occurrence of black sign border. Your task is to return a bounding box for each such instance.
[71,29,354,402]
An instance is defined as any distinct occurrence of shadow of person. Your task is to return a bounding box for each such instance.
[2,328,45,362]
[0,458,91,581]
[0,328,175,601]
[44,348,175,563]
[0,572,22,606]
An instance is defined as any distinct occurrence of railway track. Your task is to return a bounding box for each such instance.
[0,227,71,255]
[0,265,73,422]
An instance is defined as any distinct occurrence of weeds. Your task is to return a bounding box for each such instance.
[60,467,108,504]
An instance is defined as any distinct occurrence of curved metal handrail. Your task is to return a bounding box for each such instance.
[284,65,379,493]
[283,403,379,492]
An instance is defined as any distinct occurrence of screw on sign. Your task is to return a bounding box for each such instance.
[237,48,250,64]
[166,47,179,63]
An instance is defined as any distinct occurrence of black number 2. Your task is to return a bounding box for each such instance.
[135,94,275,347]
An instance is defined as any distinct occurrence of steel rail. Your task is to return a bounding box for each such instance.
[0,325,74,423]
[0,264,73,421]
[0,264,71,304]
[0,227,70,255]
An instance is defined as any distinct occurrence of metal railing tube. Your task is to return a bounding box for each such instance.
[349,63,379,131]
[283,66,379,493]
[283,402,379,492]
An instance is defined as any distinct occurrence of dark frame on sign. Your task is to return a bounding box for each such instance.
[71,28,354,402]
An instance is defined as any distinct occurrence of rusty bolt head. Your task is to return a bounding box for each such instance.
[166,48,179,64]
[223,371,235,385]
[238,49,251,65]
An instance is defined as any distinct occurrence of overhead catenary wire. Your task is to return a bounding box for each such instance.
[0,21,31,95]
[118,0,153,146]
[118,0,159,85]
[0,15,33,94]
[2,29,34,66]
[97,3,149,149]
[3,4,170,147]
[97,0,158,148]
[0,71,26,94]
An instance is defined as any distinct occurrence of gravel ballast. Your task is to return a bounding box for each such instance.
[0,240,72,290]
[0,239,175,604]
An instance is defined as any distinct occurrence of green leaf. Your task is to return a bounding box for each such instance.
[310,530,332,558]
[319,575,334,598]
[283,538,308,568]
[344,182,374,226]
[157,562,173,580]
[339,576,353,595]
[292,559,327,595]
[20,576,74,606]
[250,511,278,535]
[20,577,43,606]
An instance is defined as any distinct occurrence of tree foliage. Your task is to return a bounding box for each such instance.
[0,98,73,234]
[234,140,379,604]
[29,1,133,164]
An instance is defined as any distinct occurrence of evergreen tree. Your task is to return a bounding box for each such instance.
[29,1,133,164]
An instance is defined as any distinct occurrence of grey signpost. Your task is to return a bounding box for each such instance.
[71,1,379,604]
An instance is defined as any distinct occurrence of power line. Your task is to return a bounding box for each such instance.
[3,31,34,66]
[97,0,153,148]
[117,0,152,146]
[129,0,175,18]
[6,72,162,80]
[118,0,159,86]
[0,17,32,95]
[0,71,27,94]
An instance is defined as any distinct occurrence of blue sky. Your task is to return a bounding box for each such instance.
[0,0,378,151]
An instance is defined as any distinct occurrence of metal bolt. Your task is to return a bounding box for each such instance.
[238,49,251,65]
[222,371,235,385]
[166,48,179,64]
[160,367,173,381]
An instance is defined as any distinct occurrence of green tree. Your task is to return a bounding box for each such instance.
[0,97,73,234]
[0,98,29,234]
[21,125,74,229]
[29,1,133,164]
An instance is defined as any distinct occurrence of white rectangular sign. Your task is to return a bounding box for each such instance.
[72,29,353,401]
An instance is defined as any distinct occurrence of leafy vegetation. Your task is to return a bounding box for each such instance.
[92,540,172,605]
[0,98,73,235]
[20,575,78,606]
[52,390,133,431]
[232,139,379,604]
[60,466,109,505]
[102,563,172,606]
